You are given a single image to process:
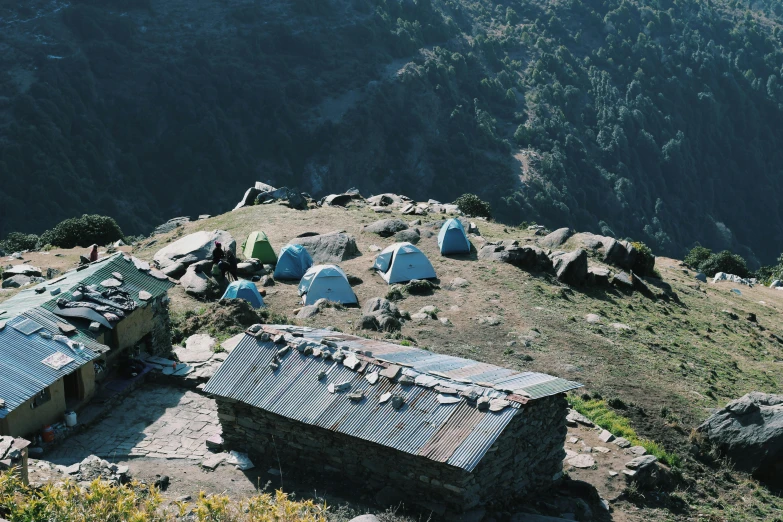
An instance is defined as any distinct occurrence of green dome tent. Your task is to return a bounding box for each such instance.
[241,231,277,264]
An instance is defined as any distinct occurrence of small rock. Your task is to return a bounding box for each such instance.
[365,371,379,385]
[202,454,226,470]
[628,446,647,456]
[477,397,491,411]
[586,314,602,324]
[608,471,618,477]
[625,455,658,470]
[613,437,631,448]
[348,392,364,402]
[379,392,392,404]
[567,454,596,468]
[446,277,469,290]
[598,430,615,443]
[566,409,595,427]
[391,395,405,409]
[594,446,611,454]
[568,437,579,444]
[348,515,381,522]
[139,291,153,301]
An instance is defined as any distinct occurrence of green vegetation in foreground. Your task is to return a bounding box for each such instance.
[568,395,681,468]
[0,471,327,522]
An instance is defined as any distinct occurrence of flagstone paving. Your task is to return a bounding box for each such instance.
[48,384,220,463]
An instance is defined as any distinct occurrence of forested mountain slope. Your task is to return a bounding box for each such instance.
[2,0,783,263]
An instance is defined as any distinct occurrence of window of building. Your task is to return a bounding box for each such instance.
[31,387,51,409]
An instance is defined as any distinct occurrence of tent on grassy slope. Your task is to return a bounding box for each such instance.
[241,231,277,264]
[298,265,357,305]
[221,280,265,308]
[438,218,471,255]
[274,244,313,280]
[373,242,436,284]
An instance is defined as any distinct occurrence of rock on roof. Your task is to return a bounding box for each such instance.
[204,326,582,472]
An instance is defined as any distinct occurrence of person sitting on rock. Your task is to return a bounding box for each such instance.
[225,249,239,281]
[212,242,225,265]
[89,245,98,263]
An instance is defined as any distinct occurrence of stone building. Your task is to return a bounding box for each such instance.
[205,326,582,513]
[0,253,173,437]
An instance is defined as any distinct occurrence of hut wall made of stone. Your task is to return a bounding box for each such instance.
[216,393,569,511]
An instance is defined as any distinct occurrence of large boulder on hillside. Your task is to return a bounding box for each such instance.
[154,230,236,272]
[179,262,222,299]
[478,243,552,272]
[394,229,420,244]
[234,182,276,211]
[572,232,612,251]
[1,264,42,280]
[2,275,31,288]
[551,249,588,286]
[697,392,783,476]
[291,232,359,264]
[587,266,611,286]
[363,219,408,237]
[603,238,637,270]
[539,227,573,249]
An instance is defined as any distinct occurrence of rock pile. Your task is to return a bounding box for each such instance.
[62,455,131,485]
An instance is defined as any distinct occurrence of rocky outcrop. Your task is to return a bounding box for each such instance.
[478,242,552,272]
[154,230,235,273]
[363,219,408,237]
[539,228,573,249]
[291,232,359,264]
[697,392,783,476]
[234,182,276,211]
[603,238,637,270]
[551,249,588,286]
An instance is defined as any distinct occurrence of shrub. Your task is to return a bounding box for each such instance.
[630,241,656,277]
[684,245,712,270]
[39,214,124,249]
[1,232,39,252]
[454,193,492,218]
[699,250,750,278]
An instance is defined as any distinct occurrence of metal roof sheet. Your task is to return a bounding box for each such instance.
[0,314,100,419]
[205,326,583,472]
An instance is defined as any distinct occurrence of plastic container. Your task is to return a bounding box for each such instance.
[64,411,77,427]
[41,425,55,443]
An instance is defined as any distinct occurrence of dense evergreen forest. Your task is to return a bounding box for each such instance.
[1,0,782,263]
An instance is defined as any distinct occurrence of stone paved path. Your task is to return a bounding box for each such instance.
[48,384,220,464]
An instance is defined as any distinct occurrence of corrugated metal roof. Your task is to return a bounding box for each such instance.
[0,253,173,321]
[0,314,100,419]
[205,326,583,472]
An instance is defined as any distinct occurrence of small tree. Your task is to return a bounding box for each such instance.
[684,245,712,270]
[454,193,492,218]
[699,250,750,277]
[39,214,124,249]
[631,241,656,277]
[1,232,40,252]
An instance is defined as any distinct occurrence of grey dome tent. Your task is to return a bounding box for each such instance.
[298,265,357,305]
[373,242,436,284]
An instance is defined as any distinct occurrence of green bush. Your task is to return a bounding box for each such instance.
[39,214,124,249]
[454,193,492,218]
[684,245,712,270]
[1,232,40,252]
[631,241,656,277]
[698,250,750,278]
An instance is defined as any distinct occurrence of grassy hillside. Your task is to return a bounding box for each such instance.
[3,0,783,264]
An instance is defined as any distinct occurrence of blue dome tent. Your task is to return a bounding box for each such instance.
[437,218,471,255]
[221,280,265,308]
[274,244,314,280]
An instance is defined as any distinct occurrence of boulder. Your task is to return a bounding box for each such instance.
[348,516,381,522]
[154,230,235,270]
[572,232,611,251]
[378,315,402,332]
[631,272,655,298]
[697,392,783,476]
[695,272,708,283]
[770,279,782,288]
[587,266,611,286]
[446,277,470,290]
[319,193,354,207]
[551,249,588,286]
[292,232,359,264]
[612,271,633,289]
[478,244,552,271]
[161,262,187,279]
[359,315,381,331]
[2,275,31,288]
[237,260,263,277]
[394,229,420,244]
[2,264,42,280]
[363,219,408,237]
[362,297,400,318]
[296,305,319,319]
[603,238,637,270]
[234,182,276,211]
[539,227,573,249]
[153,217,190,236]
[180,266,219,298]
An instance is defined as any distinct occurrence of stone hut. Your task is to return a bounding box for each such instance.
[205,326,582,513]
[0,253,174,437]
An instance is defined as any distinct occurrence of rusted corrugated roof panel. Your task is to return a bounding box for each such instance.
[207,327,582,471]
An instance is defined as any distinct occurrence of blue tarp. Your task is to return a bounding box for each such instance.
[274,244,314,280]
[222,281,265,308]
[437,218,471,255]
